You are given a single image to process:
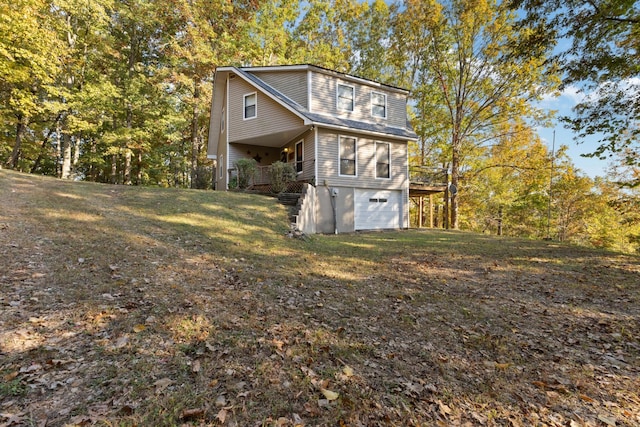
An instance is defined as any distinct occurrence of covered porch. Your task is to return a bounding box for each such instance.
[226,134,316,193]
[227,158,316,193]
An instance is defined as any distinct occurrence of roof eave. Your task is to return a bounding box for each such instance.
[313,122,417,142]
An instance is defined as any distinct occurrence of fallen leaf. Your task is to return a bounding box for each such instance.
[181,408,205,420]
[342,366,354,377]
[579,394,595,403]
[154,378,173,394]
[321,388,339,401]
[532,381,547,389]
[192,359,201,373]
[3,371,18,381]
[133,324,146,333]
[597,414,617,426]
[114,335,129,349]
[216,408,227,424]
[437,400,452,416]
[215,395,226,407]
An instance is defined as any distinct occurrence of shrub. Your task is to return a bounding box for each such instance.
[234,158,257,189]
[269,161,296,193]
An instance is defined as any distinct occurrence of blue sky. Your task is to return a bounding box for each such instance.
[536,87,610,179]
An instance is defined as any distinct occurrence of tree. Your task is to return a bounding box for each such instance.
[393,0,558,228]
[510,0,640,186]
[289,0,356,71]
[459,121,551,236]
[0,0,66,170]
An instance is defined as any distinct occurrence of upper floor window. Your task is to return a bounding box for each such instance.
[337,84,354,112]
[244,92,256,119]
[371,92,387,119]
[220,107,226,133]
[375,142,390,179]
[339,136,357,176]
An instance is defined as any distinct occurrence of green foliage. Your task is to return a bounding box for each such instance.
[511,0,640,186]
[0,377,26,398]
[269,161,296,193]
[395,0,560,228]
[234,158,258,190]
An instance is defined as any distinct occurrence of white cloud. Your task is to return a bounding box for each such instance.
[559,85,585,104]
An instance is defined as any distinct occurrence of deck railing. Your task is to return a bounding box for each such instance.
[228,159,315,193]
[409,166,448,187]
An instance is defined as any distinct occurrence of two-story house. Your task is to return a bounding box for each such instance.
[207,64,418,234]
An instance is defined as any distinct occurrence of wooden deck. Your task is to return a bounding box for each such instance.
[409,166,448,228]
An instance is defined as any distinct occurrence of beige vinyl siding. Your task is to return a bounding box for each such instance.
[385,91,410,129]
[228,77,304,144]
[208,73,229,190]
[208,73,226,158]
[250,70,308,107]
[310,71,409,129]
[280,129,316,182]
[315,128,408,190]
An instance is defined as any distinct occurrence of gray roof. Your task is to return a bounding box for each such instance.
[233,67,418,141]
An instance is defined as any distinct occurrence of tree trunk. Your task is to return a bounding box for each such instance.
[190,80,200,189]
[6,115,26,169]
[450,135,461,229]
[111,154,118,184]
[31,114,62,173]
[124,150,132,185]
[72,137,80,171]
[60,133,72,179]
[136,150,143,185]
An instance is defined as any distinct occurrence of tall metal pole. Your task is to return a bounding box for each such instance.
[546,130,555,240]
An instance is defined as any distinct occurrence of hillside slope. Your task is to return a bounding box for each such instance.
[1,169,639,427]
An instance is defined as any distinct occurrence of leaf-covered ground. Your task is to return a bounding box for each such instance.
[1,169,639,427]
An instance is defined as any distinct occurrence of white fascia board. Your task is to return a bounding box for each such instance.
[237,64,311,73]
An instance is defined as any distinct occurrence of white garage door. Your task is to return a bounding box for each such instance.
[354,190,401,230]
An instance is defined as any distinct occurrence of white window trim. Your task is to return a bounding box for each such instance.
[375,141,391,180]
[338,135,357,177]
[295,140,304,175]
[336,83,355,113]
[220,107,226,133]
[243,92,257,120]
[371,91,387,119]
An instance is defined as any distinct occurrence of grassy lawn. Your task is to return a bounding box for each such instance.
[1,168,639,427]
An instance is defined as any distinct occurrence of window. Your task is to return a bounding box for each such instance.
[376,142,390,179]
[220,107,225,133]
[219,155,224,179]
[337,84,354,112]
[339,136,357,176]
[371,92,387,118]
[244,92,256,119]
[295,140,303,173]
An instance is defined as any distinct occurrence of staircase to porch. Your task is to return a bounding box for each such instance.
[278,192,303,230]
[276,183,315,236]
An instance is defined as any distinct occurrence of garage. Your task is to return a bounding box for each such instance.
[354,190,402,230]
